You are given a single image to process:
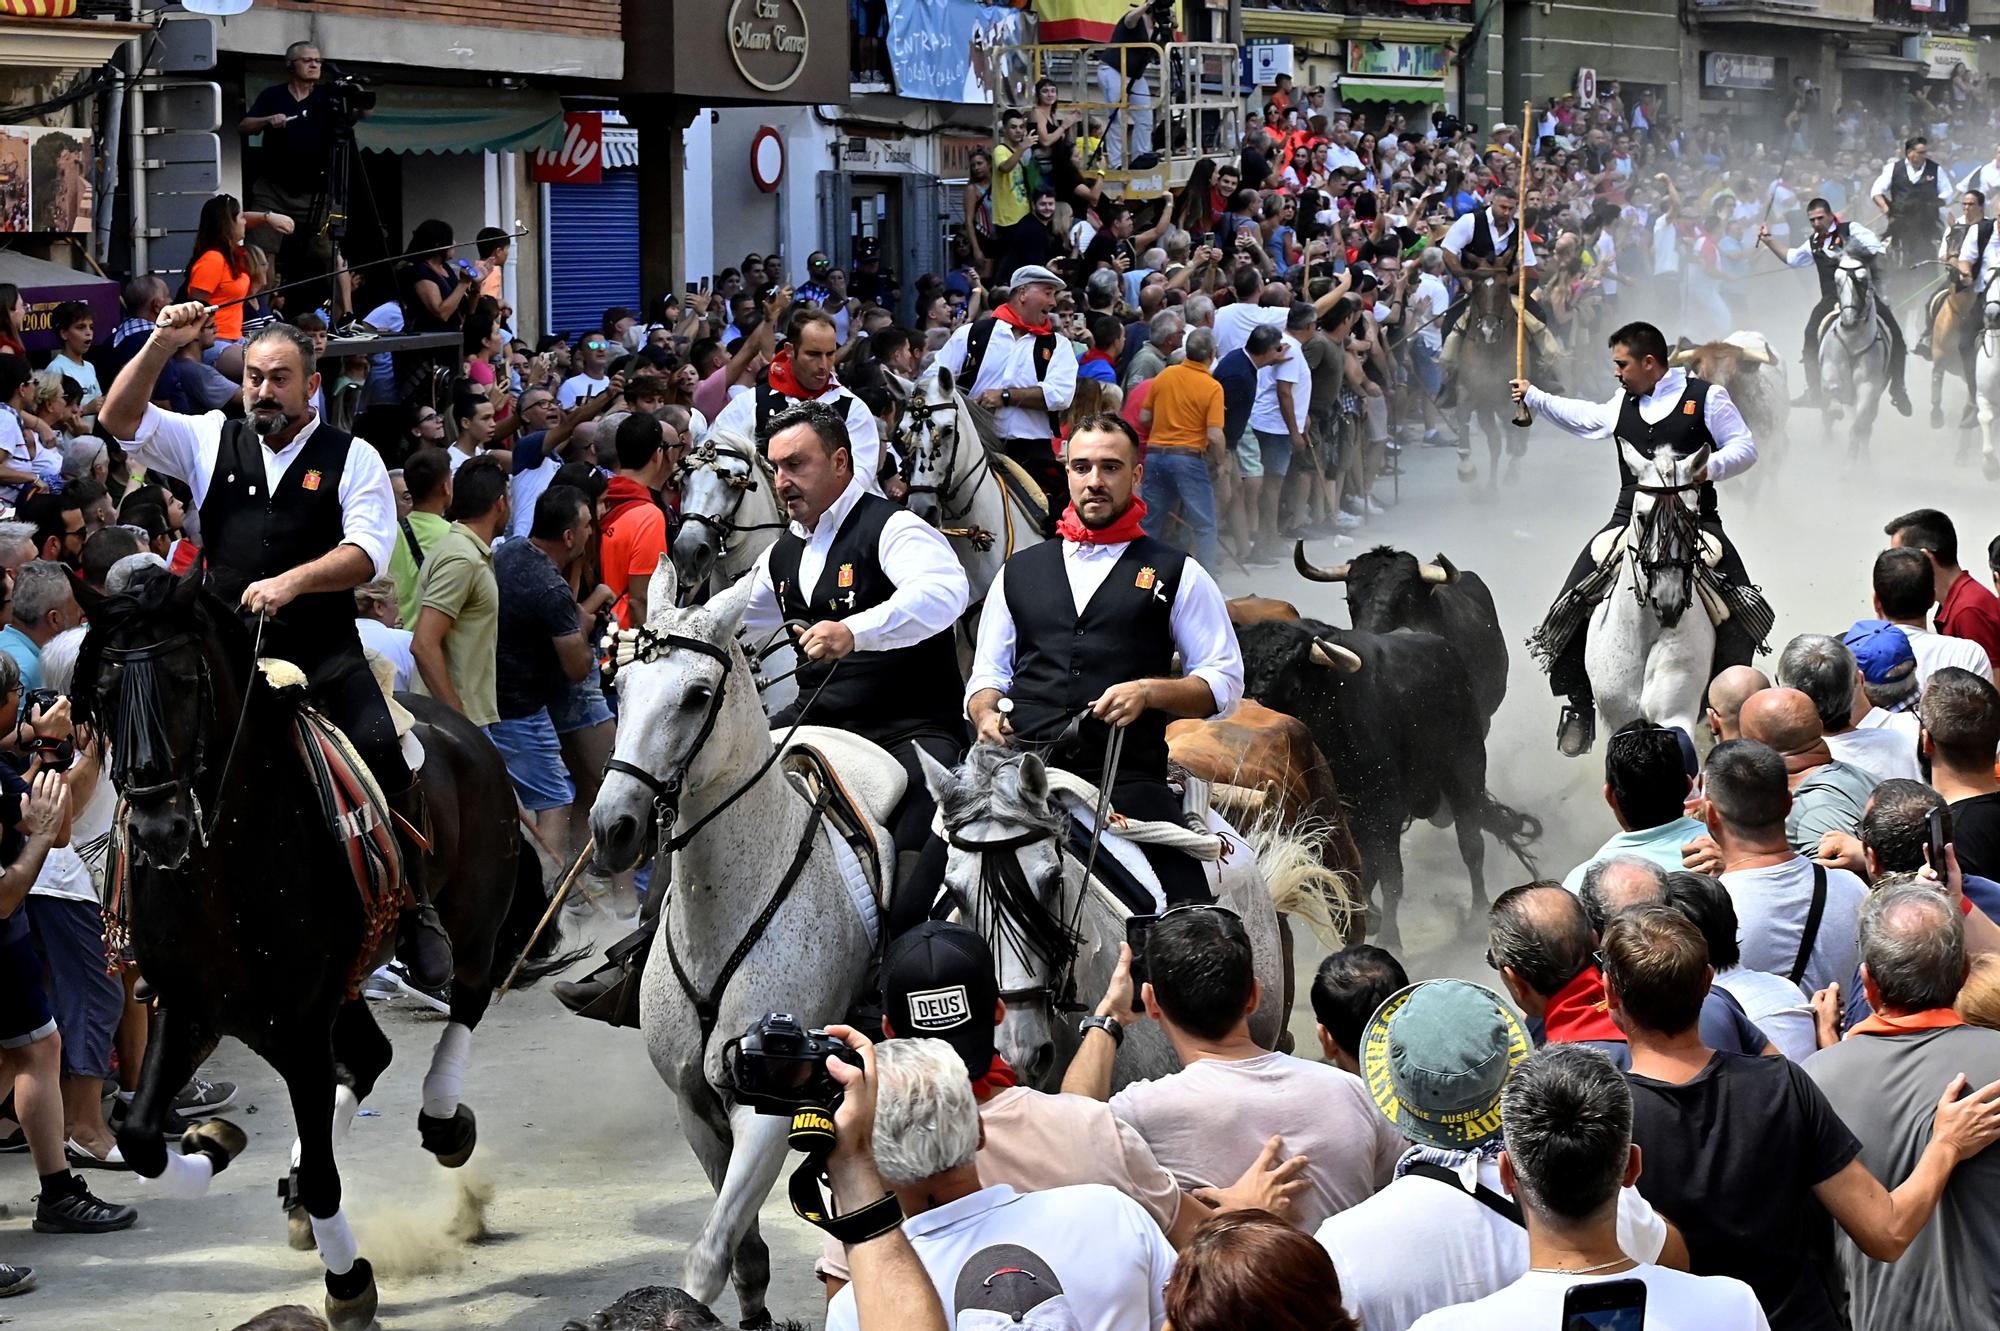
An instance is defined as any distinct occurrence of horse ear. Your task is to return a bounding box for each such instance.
[915,745,956,806]
[936,364,955,396]
[172,565,202,611]
[1618,439,1652,477]
[645,553,680,632]
[1016,750,1050,806]
[702,570,758,640]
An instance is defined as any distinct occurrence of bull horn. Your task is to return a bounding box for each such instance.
[1294,541,1350,583]
[1667,348,1695,368]
[1419,553,1461,586]
[1310,638,1364,673]
[1741,342,1775,365]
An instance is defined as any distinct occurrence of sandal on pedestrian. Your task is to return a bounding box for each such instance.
[65,1137,131,1171]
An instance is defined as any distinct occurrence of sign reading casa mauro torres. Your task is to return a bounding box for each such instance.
[729,0,812,93]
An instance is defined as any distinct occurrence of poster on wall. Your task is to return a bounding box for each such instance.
[885,0,1034,105]
[0,129,29,233]
[30,126,92,234]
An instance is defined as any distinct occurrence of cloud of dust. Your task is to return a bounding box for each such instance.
[350,1169,494,1278]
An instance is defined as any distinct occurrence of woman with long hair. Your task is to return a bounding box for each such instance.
[1175,157,1219,234]
[186,194,291,346]
[1163,1210,1359,1331]
[1029,77,1071,176]
[404,218,476,333]
[0,283,24,357]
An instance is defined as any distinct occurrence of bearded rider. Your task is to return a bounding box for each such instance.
[708,305,884,492]
[1757,197,1912,417]
[98,302,453,987]
[1437,185,1567,388]
[964,413,1243,908]
[1510,321,1764,757]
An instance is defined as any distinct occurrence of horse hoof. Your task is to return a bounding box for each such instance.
[418,1104,477,1168]
[180,1118,247,1173]
[740,1314,775,1331]
[325,1257,378,1331]
[288,1204,317,1252]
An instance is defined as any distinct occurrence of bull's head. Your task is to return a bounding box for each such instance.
[1296,542,1457,636]
[1310,638,1363,672]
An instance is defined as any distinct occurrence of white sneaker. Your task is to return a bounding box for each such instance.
[360,966,399,1001]
[382,962,453,1014]
[1334,511,1364,530]
[1364,497,1387,516]
[1328,533,1357,548]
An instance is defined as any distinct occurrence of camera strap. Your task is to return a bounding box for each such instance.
[785,1108,904,1244]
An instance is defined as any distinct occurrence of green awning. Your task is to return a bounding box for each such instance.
[1339,79,1446,106]
[354,87,566,156]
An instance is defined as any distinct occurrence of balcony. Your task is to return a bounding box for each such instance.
[1690,0,1878,27]
[853,0,892,91]
[1876,0,1969,24]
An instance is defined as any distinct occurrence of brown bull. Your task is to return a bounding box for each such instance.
[1226,595,1301,626]
[1167,699,1364,945]
[1667,332,1789,475]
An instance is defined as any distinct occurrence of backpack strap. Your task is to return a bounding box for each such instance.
[1790,862,1829,988]
[962,316,999,388]
[398,516,427,570]
[1402,1161,1523,1227]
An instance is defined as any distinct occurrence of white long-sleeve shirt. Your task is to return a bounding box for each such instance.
[1871,159,1952,206]
[1521,367,1757,483]
[965,538,1244,719]
[740,476,967,654]
[1958,222,2000,278]
[708,375,884,494]
[1958,160,2000,199]
[1780,221,1885,268]
[119,404,396,578]
[934,315,1080,442]
[1440,208,1537,267]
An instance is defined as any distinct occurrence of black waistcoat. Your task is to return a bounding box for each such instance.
[1809,221,1852,300]
[1463,208,1518,265]
[1005,535,1187,782]
[198,418,360,661]
[1613,376,1720,524]
[1887,159,1939,214]
[768,491,963,746]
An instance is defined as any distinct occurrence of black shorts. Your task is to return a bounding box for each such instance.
[0,912,55,1049]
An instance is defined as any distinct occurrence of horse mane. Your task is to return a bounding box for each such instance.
[940,747,1080,975]
[938,745,1062,837]
[74,566,257,737]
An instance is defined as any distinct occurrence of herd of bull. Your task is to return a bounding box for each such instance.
[1168,544,1540,943]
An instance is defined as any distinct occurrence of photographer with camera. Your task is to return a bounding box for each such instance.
[238,42,351,261]
[1095,0,1170,171]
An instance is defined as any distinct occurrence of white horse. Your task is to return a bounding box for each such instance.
[670,430,788,592]
[588,554,891,1324]
[1973,262,2000,480]
[1817,255,1891,457]
[916,744,1352,1089]
[896,363,1048,606]
[1585,441,1719,738]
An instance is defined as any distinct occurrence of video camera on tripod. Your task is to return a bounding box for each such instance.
[320,61,377,124]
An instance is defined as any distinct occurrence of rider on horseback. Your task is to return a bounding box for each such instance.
[1873,134,1952,282]
[99,303,453,988]
[1436,185,1566,389]
[1919,186,1990,421]
[965,413,1243,907]
[708,306,885,493]
[1511,321,1765,757]
[1759,198,1912,417]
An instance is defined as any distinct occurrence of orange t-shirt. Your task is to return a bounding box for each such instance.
[188,248,252,341]
[601,491,669,629]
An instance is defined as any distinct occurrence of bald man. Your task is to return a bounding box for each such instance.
[1740,687,1881,853]
[1704,665,1771,742]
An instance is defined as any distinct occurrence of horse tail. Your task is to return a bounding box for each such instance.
[488,834,591,991]
[1242,808,1361,953]
[1480,794,1544,876]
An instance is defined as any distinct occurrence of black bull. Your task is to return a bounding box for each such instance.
[1293,542,1509,732]
[1236,617,1539,945]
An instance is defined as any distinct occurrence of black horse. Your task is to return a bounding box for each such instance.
[74,565,573,1330]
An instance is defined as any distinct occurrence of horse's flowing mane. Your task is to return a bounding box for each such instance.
[939,747,1079,975]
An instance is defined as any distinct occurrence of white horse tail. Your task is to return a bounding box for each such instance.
[1242,809,1360,953]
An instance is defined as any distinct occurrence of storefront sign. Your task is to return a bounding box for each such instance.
[531,112,604,185]
[938,134,990,180]
[885,0,1033,105]
[1904,34,1978,81]
[729,0,812,94]
[1344,41,1449,82]
[1702,52,1779,92]
[842,135,918,170]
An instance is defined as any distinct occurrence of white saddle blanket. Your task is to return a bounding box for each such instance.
[1588,524,1723,569]
[773,726,907,825]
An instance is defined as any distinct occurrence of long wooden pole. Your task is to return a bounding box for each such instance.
[497,836,596,999]
[1511,99,1535,429]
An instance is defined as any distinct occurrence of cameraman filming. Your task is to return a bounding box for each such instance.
[238,42,351,261]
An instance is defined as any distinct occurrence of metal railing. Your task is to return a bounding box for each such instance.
[994,42,1244,198]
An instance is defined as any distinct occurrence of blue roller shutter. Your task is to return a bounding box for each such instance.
[545,168,640,340]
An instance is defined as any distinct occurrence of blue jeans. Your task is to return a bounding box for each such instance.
[1140,450,1218,570]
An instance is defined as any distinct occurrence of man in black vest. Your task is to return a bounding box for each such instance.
[966,413,1244,906]
[1758,198,1911,415]
[1947,188,1998,424]
[1511,321,1763,757]
[98,304,452,986]
[1436,185,1565,384]
[1871,134,1951,274]
[739,399,971,931]
[708,308,883,492]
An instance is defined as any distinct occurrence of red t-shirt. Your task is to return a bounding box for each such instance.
[1938,570,2000,670]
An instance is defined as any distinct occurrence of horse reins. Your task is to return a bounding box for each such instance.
[675,440,789,544]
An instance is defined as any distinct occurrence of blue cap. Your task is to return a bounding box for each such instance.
[1843,619,1917,687]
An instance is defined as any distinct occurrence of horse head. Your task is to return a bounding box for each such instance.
[73,564,245,868]
[897,364,968,526]
[1835,256,1874,329]
[1982,263,2000,335]
[917,743,1072,1086]
[671,431,768,589]
[1470,271,1511,344]
[1616,438,1709,628]
[589,554,762,873]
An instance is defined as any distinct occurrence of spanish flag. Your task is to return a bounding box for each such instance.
[1035,0,1176,43]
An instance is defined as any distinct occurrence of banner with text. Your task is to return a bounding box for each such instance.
[887,0,1034,104]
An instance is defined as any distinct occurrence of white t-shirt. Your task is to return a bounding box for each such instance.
[357,617,416,692]
[1249,333,1310,436]
[1410,1264,1770,1331]
[1317,1155,1669,1331]
[1211,301,1287,362]
[1893,621,1992,685]
[558,372,610,408]
[1825,725,1922,784]
[823,1184,1172,1331]
[1719,856,1867,997]
[1714,966,1819,1063]
[1109,1051,1403,1233]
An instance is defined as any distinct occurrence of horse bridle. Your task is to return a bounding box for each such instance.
[674,440,788,545]
[939,819,1086,1012]
[896,395,981,518]
[98,631,210,808]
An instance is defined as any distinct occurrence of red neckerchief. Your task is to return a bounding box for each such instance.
[971,1054,1019,1102]
[765,348,822,400]
[995,301,1053,338]
[1543,967,1626,1046]
[1846,1007,1966,1041]
[1056,495,1149,545]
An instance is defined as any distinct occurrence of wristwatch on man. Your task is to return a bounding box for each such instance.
[1078,1014,1124,1047]
[1001,388,1013,407]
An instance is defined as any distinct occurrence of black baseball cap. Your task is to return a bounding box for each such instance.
[882,921,999,1081]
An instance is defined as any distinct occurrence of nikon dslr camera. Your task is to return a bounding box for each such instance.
[725,1013,863,1117]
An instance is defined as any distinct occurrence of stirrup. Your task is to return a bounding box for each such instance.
[1557,704,1595,758]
